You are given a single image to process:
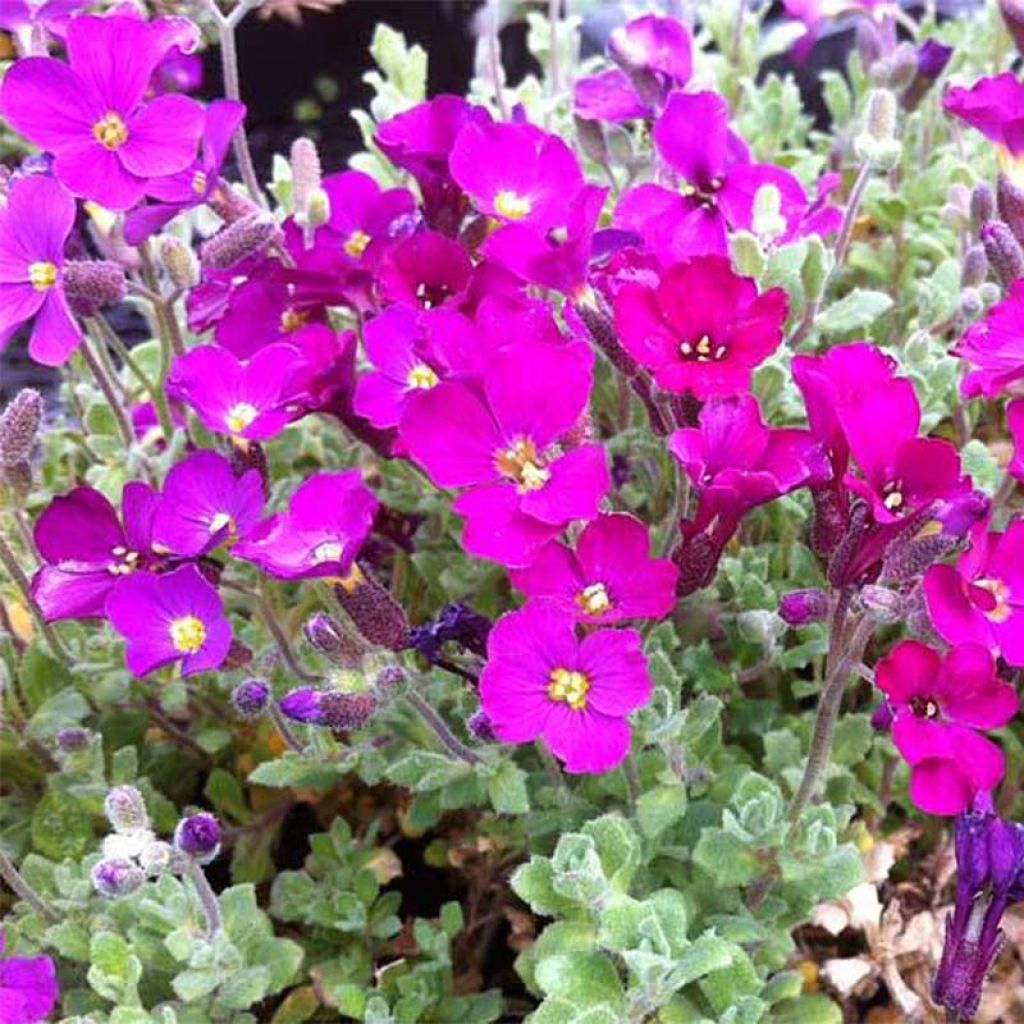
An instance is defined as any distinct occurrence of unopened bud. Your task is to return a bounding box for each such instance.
[200,212,278,270]
[303,613,366,668]
[997,173,1024,247]
[231,678,270,718]
[970,183,995,232]
[980,281,1002,306]
[104,785,149,833]
[0,388,42,467]
[673,532,719,597]
[56,728,89,751]
[900,40,954,111]
[981,220,1024,288]
[159,235,199,289]
[885,43,918,91]
[279,687,378,730]
[63,260,127,307]
[870,701,895,733]
[960,286,985,319]
[854,90,901,168]
[138,838,175,876]
[574,298,638,376]
[961,245,989,287]
[779,588,829,626]
[467,709,497,742]
[92,858,145,898]
[290,137,322,217]
[173,812,221,865]
[858,584,904,621]
[373,664,407,697]
[334,566,410,651]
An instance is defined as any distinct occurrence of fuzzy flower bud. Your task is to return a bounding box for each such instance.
[92,858,145,899]
[981,220,1024,289]
[858,585,904,621]
[290,137,322,217]
[900,40,954,112]
[158,234,199,289]
[467,709,497,743]
[334,566,410,652]
[574,297,638,376]
[56,728,89,751]
[279,687,379,730]
[997,173,1024,248]
[960,286,985,320]
[854,89,901,168]
[138,839,175,877]
[373,664,407,698]
[883,43,918,91]
[970,183,995,232]
[870,701,895,733]
[231,678,270,718]
[779,588,829,626]
[63,260,126,308]
[200,212,278,270]
[173,812,221,865]
[0,388,42,468]
[673,533,719,597]
[104,785,149,834]
[303,612,366,668]
[961,244,989,288]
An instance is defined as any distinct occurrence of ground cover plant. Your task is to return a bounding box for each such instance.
[1,0,1024,1020]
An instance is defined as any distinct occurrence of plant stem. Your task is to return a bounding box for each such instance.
[0,533,71,665]
[486,0,509,120]
[78,336,134,447]
[405,688,481,764]
[548,0,560,99]
[256,588,321,683]
[0,849,59,924]
[268,702,306,753]
[184,859,222,937]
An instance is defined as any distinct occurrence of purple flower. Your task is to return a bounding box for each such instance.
[511,514,678,624]
[376,230,473,310]
[944,72,1024,155]
[0,174,81,366]
[479,600,652,773]
[106,564,232,678]
[400,340,609,567]
[168,343,304,441]
[231,678,270,718]
[0,0,82,50]
[954,278,1024,398]
[151,44,203,95]
[31,482,158,622]
[933,805,1024,1019]
[279,687,378,729]
[0,9,205,209]
[124,99,246,245]
[0,928,58,1024]
[151,450,264,557]
[173,812,221,864]
[232,470,378,580]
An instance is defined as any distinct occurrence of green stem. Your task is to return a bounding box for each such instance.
[0,850,58,924]
[0,533,71,665]
[78,336,134,447]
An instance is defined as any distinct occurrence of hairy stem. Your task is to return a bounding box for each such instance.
[0,533,71,665]
[184,859,222,936]
[78,336,135,447]
[405,688,481,764]
[0,849,59,924]
[269,701,306,753]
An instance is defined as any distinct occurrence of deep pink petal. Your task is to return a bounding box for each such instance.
[875,639,942,705]
[0,57,101,151]
[54,141,146,210]
[519,444,610,525]
[454,483,562,567]
[120,94,204,177]
[29,289,82,365]
[578,628,652,715]
[542,706,631,773]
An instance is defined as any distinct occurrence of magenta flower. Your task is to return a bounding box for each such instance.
[944,73,1024,155]
[31,482,158,622]
[232,470,378,580]
[614,256,787,397]
[151,450,264,557]
[168,343,303,441]
[450,120,583,230]
[151,44,204,96]
[924,520,1024,666]
[875,640,1016,814]
[0,173,82,366]
[953,279,1024,398]
[511,514,678,624]
[1010,399,1024,482]
[106,564,231,678]
[0,928,58,1024]
[376,231,473,310]
[479,600,652,773]
[0,0,82,49]
[614,91,813,260]
[574,71,651,123]
[1,9,205,210]
[124,99,246,245]
[400,340,609,567]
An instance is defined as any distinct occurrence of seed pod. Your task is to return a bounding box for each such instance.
[970,182,995,232]
[279,687,378,730]
[63,259,126,307]
[200,212,278,270]
[981,220,1024,289]
[304,612,368,668]
[0,388,42,467]
[290,137,322,216]
[159,235,199,289]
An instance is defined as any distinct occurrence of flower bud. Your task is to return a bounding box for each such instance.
[900,40,954,111]
[56,728,89,751]
[827,502,869,588]
[231,678,270,718]
[373,664,407,698]
[467,709,497,743]
[290,137,322,214]
[970,182,995,232]
[92,858,145,899]
[279,687,378,730]
[104,785,149,833]
[303,612,366,668]
[980,281,1002,306]
[138,838,175,876]
[854,89,901,168]
[63,260,127,308]
[997,173,1024,247]
[960,244,989,288]
[884,43,918,91]
[173,812,221,865]
[981,220,1024,289]
[779,588,829,626]
[159,235,199,289]
[0,388,42,468]
[858,584,904,621]
[673,532,719,597]
[574,297,638,376]
[870,701,895,733]
[334,566,410,651]
[959,286,985,320]
[200,212,278,270]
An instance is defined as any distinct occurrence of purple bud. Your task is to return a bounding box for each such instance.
[981,220,1024,289]
[63,259,127,308]
[231,678,270,718]
[56,728,89,751]
[961,245,989,288]
[574,297,638,376]
[673,532,719,597]
[303,613,366,668]
[467,709,497,743]
[104,785,149,833]
[159,235,199,289]
[200,212,278,270]
[373,664,407,697]
[870,701,895,733]
[334,567,410,652]
[409,603,492,662]
[0,388,42,468]
[901,40,954,111]
[859,584,904,621]
[827,502,870,588]
[997,173,1024,248]
[92,858,145,898]
[279,687,378,730]
[971,183,995,231]
[809,486,848,557]
[173,812,221,864]
[778,588,828,627]
[855,18,884,71]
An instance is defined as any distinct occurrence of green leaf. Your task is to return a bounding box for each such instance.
[26,688,89,740]
[831,714,873,766]
[204,768,251,821]
[692,829,761,887]
[387,750,473,791]
[31,787,95,860]
[816,289,893,333]
[581,815,640,891]
[534,952,625,1010]
[486,760,530,814]
[636,784,688,839]
[510,859,581,917]
[87,932,142,1006]
[19,645,72,712]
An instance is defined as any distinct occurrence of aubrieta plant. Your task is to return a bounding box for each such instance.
[1,0,1024,1020]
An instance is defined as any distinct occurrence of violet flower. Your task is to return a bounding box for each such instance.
[944,72,1024,156]
[479,600,652,774]
[614,256,788,398]
[0,8,204,209]
[0,0,82,52]
[31,482,158,622]
[106,563,232,678]
[151,450,264,557]
[232,469,378,580]
[511,513,678,624]
[875,641,1017,814]
[376,230,474,310]
[0,928,58,1024]
[0,173,81,365]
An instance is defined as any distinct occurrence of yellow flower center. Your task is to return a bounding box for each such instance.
[406,363,439,390]
[279,307,308,333]
[312,541,343,564]
[28,261,58,291]
[882,480,905,512]
[169,615,206,654]
[208,512,236,541]
[106,545,139,577]
[680,334,726,362]
[92,111,129,150]
[225,402,258,435]
[344,229,371,258]
[975,577,1012,623]
[577,582,612,615]
[192,170,208,195]
[548,667,590,711]
[494,189,532,220]
[495,437,550,492]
